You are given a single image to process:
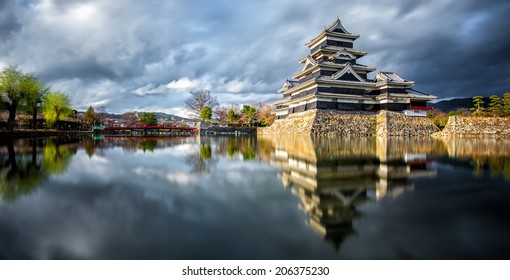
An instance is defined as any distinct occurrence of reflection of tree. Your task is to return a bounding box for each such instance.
[442,138,510,180]
[81,136,99,158]
[140,140,157,152]
[186,138,218,174]
[215,136,259,160]
[0,139,46,201]
[42,142,77,175]
[200,144,212,159]
[470,156,510,179]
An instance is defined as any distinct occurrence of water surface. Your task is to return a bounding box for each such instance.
[0,135,509,259]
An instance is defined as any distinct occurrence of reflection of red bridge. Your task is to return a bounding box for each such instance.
[100,126,197,134]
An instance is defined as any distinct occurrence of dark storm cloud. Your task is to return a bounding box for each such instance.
[0,0,509,115]
[363,0,510,98]
[0,0,21,37]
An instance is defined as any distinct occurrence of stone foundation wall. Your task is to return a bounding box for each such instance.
[258,110,316,135]
[439,116,510,137]
[378,110,440,136]
[311,110,376,135]
[258,109,439,136]
[200,126,256,135]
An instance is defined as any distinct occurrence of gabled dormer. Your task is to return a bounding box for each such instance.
[278,79,299,93]
[299,55,318,72]
[331,64,366,82]
[376,72,414,86]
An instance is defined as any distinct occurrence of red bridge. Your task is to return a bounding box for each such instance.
[98,125,197,134]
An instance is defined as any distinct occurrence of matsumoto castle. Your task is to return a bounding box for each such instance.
[273,18,436,120]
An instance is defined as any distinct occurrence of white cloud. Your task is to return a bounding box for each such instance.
[166,77,210,91]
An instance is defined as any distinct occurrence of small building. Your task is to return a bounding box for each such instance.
[273,18,436,119]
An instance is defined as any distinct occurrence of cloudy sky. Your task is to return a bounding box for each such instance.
[1,0,509,116]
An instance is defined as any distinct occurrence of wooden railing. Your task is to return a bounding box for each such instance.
[410,106,434,111]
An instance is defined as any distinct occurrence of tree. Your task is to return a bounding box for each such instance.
[140,112,157,126]
[84,106,96,125]
[200,106,212,121]
[184,89,218,118]
[95,105,108,125]
[214,105,229,122]
[503,92,510,116]
[488,95,503,116]
[240,105,257,126]
[257,103,275,126]
[20,73,49,130]
[42,91,74,128]
[0,66,25,130]
[120,111,139,126]
[427,110,449,129]
[470,96,485,116]
[227,108,239,124]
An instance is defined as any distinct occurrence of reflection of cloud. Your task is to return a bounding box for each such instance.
[166,172,200,185]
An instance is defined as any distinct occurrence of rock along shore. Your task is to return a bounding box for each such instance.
[258,109,439,136]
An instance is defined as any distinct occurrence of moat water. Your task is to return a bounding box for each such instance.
[1,135,509,259]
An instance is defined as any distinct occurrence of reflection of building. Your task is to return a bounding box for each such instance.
[269,136,437,249]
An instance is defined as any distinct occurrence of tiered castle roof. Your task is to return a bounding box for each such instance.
[274,18,436,118]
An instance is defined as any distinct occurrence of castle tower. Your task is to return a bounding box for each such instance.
[273,18,436,120]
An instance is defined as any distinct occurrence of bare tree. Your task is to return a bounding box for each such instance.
[120,111,139,126]
[184,89,218,118]
[95,106,108,124]
[214,105,229,123]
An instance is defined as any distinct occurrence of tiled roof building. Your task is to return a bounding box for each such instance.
[274,18,436,119]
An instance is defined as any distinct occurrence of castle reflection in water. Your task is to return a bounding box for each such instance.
[258,135,510,249]
[260,136,443,248]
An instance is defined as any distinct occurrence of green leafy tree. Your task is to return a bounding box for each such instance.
[503,92,510,116]
[20,74,49,130]
[84,106,96,125]
[200,106,212,121]
[240,105,257,126]
[470,96,485,116]
[140,112,157,125]
[0,66,25,130]
[42,91,74,128]
[227,108,239,124]
[488,95,503,116]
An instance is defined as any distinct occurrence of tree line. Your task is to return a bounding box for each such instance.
[184,89,275,126]
[0,66,74,130]
[470,93,510,117]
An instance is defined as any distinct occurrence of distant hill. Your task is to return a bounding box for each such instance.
[430,97,490,112]
[137,112,192,121]
[77,111,192,121]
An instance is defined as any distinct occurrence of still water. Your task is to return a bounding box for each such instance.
[0,135,509,259]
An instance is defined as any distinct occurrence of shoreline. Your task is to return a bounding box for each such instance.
[0,130,92,139]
